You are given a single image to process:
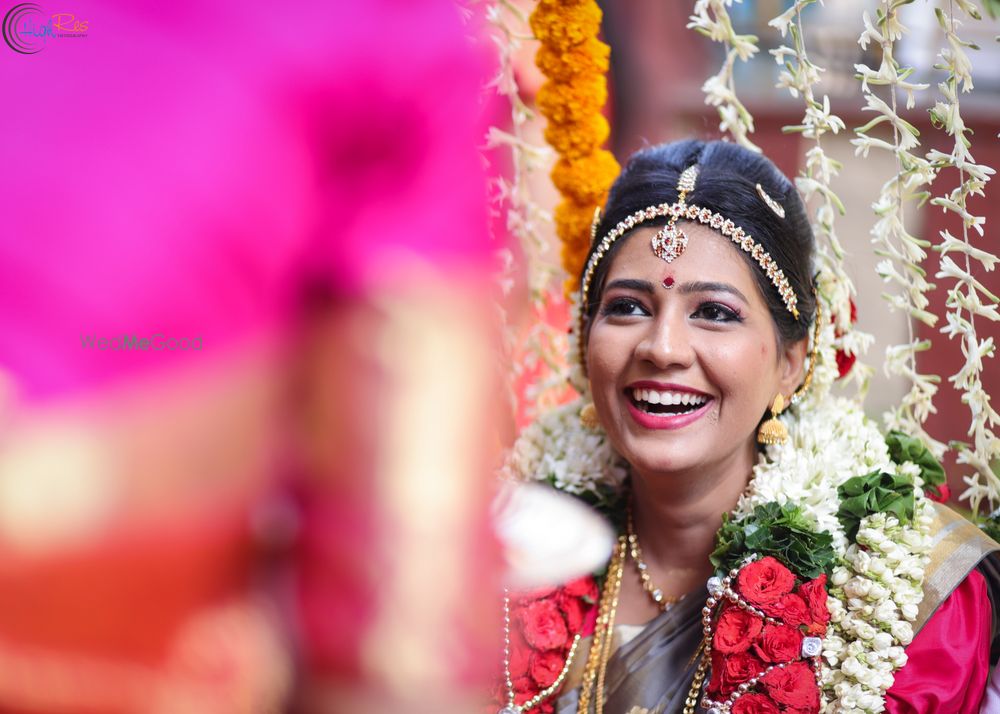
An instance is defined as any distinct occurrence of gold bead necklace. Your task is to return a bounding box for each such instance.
[576,534,627,714]
[626,506,681,611]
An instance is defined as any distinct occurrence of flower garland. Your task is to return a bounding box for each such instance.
[767,0,874,398]
[496,576,599,714]
[687,0,762,153]
[853,1,944,459]
[498,382,939,712]
[529,0,619,293]
[924,1,1000,522]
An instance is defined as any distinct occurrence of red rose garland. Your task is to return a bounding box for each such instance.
[702,556,829,714]
[494,575,599,712]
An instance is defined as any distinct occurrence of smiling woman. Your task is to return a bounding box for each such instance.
[494,139,1000,714]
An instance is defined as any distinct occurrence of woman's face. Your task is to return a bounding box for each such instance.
[586,223,805,482]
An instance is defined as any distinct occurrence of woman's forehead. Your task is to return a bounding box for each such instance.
[602,223,760,289]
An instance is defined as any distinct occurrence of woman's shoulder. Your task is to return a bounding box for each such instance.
[886,567,993,713]
[913,502,1000,633]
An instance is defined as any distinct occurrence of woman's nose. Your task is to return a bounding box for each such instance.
[634,312,694,369]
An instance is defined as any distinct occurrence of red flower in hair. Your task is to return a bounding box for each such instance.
[833,298,858,379]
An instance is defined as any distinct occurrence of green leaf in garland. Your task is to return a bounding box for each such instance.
[885,430,946,498]
[836,470,915,541]
[711,502,835,579]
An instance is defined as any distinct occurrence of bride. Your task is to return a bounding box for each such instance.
[495,139,1000,714]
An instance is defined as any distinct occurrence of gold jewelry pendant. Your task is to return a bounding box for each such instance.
[757,393,788,445]
[651,221,688,263]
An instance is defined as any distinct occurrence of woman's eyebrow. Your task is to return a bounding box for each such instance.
[603,278,655,294]
[678,280,749,304]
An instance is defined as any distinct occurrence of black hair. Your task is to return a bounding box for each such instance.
[582,139,816,346]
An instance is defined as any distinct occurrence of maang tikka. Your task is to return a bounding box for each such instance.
[650,165,698,263]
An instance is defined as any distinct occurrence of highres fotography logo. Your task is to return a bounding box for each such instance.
[2,2,88,54]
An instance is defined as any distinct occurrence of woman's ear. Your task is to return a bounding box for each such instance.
[777,336,809,397]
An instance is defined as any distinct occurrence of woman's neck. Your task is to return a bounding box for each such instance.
[629,440,757,576]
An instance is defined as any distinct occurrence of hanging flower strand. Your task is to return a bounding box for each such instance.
[529,0,619,294]
[688,0,762,153]
[851,1,944,457]
[926,0,1000,518]
[768,1,874,398]
[484,2,573,422]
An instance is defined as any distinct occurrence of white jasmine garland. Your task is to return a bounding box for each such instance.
[500,397,627,503]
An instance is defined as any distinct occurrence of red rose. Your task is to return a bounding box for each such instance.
[512,675,534,696]
[926,481,951,503]
[835,349,857,379]
[753,623,803,664]
[760,662,820,710]
[529,649,565,689]
[519,599,569,651]
[737,557,795,608]
[707,650,767,698]
[726,651,765,683]
[562,575,599,602]
[509,623,531,678]
[706,651,727,697]
[731,692,781,714]
[783,708,817,714]
[761,593,810,627]
[833,298,858,380]
[557,590,586,633]
[797,575,830,634]
[714,604,764,654]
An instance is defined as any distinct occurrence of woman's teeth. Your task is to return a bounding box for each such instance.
[630,388,708,414]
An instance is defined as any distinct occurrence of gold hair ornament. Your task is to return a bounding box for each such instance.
[580,167,800,335]
[650,165,698,263]
[756,182,786,218]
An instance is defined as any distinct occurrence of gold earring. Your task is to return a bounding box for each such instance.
[757,394,788,445]
[580,402,600,429]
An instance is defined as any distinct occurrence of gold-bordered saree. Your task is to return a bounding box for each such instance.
[555,504,1000,714]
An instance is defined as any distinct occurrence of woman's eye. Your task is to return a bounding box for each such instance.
[692,302,742,322]
[600,297,648,317]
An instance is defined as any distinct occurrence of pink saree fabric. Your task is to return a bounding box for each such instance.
[885,569,992,714]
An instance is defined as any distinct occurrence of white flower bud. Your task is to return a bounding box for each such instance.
[890,620,914,644]
[873,631,893,651]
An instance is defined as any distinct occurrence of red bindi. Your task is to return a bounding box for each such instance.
[662,276,675,289]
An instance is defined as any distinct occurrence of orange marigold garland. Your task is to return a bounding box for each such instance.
[530,0,620,293]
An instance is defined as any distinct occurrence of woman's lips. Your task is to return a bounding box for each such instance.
[624,394,713,430]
